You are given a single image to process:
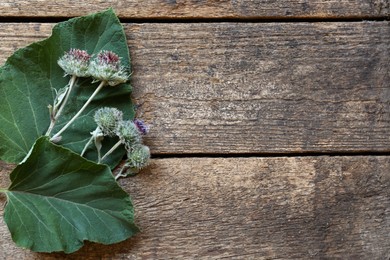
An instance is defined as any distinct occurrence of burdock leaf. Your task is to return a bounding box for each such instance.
[0,9,133,168]
[3,137,139,253]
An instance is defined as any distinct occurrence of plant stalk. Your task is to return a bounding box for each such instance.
[99,140,122,163]
[0,188,8,193]
[115,169,126,181]
[45,75,77,136]
[51,80,106,141]
[54,75,77,121]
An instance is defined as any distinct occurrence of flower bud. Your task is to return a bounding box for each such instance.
[88,50,129,86]
[133,119,150,135]
[94,107,123,136]
[57,49,91,77]
[126,144,150,170]
[116,120,141,149]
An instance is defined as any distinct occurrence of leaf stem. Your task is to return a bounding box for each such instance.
[0,188,8,193]
[51,80,106,141]
[100,140,122,163]
[45,75,77,136]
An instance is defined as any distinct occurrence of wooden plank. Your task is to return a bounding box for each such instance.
[0,22,389,154]
[1,157,389,258]
[0,1,388,19]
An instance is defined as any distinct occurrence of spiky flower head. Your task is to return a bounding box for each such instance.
[126,144,150,170]
[88,50,129,86]
[116,120,141,149]
[57,49,91,77]
[94,107,123,136]
[133,119,150,135]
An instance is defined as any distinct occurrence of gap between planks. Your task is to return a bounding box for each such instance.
[151,151,390,159]
[0,16,388,24]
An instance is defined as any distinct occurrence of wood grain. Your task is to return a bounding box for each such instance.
[0,1,388,19]
[128,22,390,154]
[0,22,389,155]
[1,157,389,259]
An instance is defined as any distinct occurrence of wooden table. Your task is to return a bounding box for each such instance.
[0,2,389,259]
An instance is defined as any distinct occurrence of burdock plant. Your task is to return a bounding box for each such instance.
[46,49,92,138]
[0,9,150,254]
[50,50,130,142]
[50,48,150,171]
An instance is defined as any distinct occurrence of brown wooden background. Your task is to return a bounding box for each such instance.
[0,1,389,259]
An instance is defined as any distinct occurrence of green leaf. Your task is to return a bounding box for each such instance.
[0,9,134,167]
[3,137,139,253]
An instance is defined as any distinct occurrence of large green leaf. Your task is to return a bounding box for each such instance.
[3,137,139,253]
[0,9,134,167]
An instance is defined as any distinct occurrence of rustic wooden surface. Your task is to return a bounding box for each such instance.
[0,1,388,19]
[1,157,389,259]
[0,3,389,260]
[0,22,388,154]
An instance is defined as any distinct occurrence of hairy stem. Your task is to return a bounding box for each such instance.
[97,143,102,163]
[51,80,106,141]
[54,75,77,121]
[99,140,122,163]
[115,171,126,181]
[115,163,129,180]
[115,165,138,180]
[45,75,77,136]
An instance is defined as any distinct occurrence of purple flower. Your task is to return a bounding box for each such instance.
[133,119,149,135]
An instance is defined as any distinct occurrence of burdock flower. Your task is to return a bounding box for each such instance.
[114,144,150,179]
[94,107,123,136]
[116,120,141,149]
[99,120,142,163]
[57,49,91,77]
[126,144,150,170]
[88,50,129,86]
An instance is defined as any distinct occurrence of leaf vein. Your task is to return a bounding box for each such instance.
[9,193,52,233]
[2,83,29,151]
[46,198,81,233]
[24,73,41,137]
